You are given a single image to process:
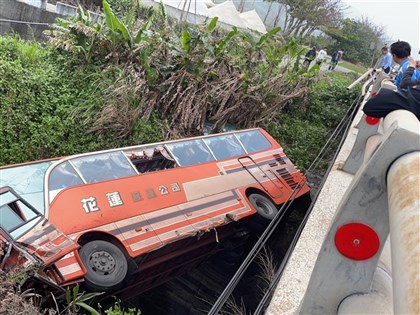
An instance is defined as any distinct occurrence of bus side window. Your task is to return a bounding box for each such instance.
[235,130,271,153]
[167,140,214,166]
[128,146,177,174]
[132,154,176,173]
[72,152,137,183]
[204,135,246,160]
[49,161,83,191]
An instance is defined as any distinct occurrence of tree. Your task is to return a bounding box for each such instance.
[322,17,385,65]
[265,0,343,37]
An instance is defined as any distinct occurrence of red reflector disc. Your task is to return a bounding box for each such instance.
[335,223,380,260]
[371,92,378,97]
[365,116,380,125]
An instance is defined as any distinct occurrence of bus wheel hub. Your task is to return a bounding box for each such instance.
[91,251,115,272]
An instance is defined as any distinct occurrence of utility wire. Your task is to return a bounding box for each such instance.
[0,18,50,26]
[208,92,363,315]
[253,93,362,314]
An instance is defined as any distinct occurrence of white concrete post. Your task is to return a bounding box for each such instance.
[298,110,420,314]
[347,69,372,90]
[387,151,420,314]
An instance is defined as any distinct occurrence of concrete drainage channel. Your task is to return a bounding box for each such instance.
[96,194,312,315]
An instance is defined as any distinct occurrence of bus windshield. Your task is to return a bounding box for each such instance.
[0,161,53,215]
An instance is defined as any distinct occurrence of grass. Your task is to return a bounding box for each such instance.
[338,60,368,74]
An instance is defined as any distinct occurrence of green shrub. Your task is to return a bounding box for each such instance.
[265,72,360,172]
[0,36,165,166]
[1,2,355,172]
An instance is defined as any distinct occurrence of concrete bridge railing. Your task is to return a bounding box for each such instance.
[299,109,419,314]
[267,70,420,315]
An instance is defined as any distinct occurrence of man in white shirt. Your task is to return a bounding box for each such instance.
[316,48,327,65]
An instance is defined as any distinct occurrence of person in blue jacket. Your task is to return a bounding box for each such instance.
[390,41,419,89]
[363,56,420,120]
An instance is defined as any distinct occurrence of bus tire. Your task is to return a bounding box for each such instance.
[248,193,278,221]
[79,240,128,291]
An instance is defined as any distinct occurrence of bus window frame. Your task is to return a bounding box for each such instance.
[165,138,217,167]
[70,151,138,184]
[47,151,141,203]
[48,161,85,191]
[43,128,274,216]
[203,134,248,160]
[0,188,43,240]
[233,133,249,154]
[234,130,272,154]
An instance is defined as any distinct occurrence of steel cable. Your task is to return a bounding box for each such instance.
[208,92,363,315]
[252,92,362,314]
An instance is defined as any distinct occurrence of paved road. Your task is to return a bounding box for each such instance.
[322,62,352,73]
[306,60,352,74]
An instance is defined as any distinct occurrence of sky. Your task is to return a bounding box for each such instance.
[343,0,420,58]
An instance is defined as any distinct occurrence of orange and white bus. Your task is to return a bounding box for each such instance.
[0,128,310,292]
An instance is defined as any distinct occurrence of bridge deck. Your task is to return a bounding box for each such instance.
[266,108,394,314]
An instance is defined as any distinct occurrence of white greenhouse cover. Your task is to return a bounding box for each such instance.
[202,0,216,8]
[239,10,267,33]
[155,0,210,15]
[207,0,246,29]
[142,0,267,33]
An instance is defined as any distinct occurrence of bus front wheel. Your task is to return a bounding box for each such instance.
[248,193,278,220]
[79,240,128,291]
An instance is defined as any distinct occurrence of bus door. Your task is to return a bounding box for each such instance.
[238,156,284,199]
[0,187,80,267]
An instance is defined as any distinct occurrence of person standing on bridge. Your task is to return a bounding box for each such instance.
[363,56,420,120]
[390,41,419,89]
[380,46,392,74]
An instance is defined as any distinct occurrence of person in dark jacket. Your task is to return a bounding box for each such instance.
[328,49,343,70]
[363,56,420,120]
[303,47,316,68]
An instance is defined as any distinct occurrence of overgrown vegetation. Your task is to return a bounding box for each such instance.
[0,0,359,173]
[0,0,324,167]
[0,270,140,315]
[44,2,317,137]
[265,71,359,174]
[0,1,361,313]
[0,271,43,315]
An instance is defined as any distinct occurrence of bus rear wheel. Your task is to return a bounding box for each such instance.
[79,240,128,291]
[248,193,278,220]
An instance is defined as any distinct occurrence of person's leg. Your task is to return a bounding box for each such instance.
[363,89,409,118]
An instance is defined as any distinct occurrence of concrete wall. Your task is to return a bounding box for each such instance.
[0,0,59,40]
